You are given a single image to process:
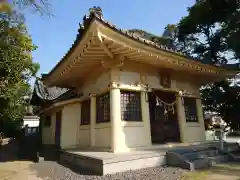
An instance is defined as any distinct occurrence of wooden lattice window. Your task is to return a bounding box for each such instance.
[96,93,110,123]
[44,115,51,127]
[184,97,198,122]
[81,99,90,125]
[120,91,142,121]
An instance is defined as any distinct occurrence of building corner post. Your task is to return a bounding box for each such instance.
[110,83,121,153]
[90,94,96,147]
[196,98,206,141]
[141,91,152,146]
[176,95,187,143]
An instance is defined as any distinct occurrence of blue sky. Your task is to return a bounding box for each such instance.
[25,0,195,76]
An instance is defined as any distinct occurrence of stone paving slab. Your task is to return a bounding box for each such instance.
[0,161,41,180]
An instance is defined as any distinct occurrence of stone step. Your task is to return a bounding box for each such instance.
[191,155,229,170]
[228,150,240,161]
[183,150,218,161]
[224,145,239,153]
[192,158,210,170]
[208,155,229,165]
[166,144,235,171]
[172,146,215,155]
[231,150,240,156]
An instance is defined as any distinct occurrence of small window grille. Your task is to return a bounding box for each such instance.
[96,93,110,123]
[81,99,90,125]
[184,97,198,122]
[120,91,142,121]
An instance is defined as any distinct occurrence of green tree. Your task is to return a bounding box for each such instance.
[177,0,240,129]
[162,24,193,55]
[178,0,240,64]
[1,0,52,15]
[201,80,240,130]
[0,2,41,133]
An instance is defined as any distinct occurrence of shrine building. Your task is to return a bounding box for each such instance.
[31,7,239,153]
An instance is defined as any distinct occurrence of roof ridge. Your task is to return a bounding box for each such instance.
[44,6,239,79]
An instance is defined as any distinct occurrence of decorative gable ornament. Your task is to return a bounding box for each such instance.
[159,73,171,88]
[89,6,103,19]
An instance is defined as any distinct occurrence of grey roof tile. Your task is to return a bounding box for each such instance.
[34,79,69,101]
[45,6,239,79]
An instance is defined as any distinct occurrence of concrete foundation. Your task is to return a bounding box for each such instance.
[59,148,167,175]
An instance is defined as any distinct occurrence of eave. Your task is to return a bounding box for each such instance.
[38,98,81,114]
[42,8,239,87]
[96,22,239,76]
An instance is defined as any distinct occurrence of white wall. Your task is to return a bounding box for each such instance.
[78,126,90,147]
[184,123,205,142]
[95,123,111,148]
[117,68,204,146]
[42,113,56,145]
[121,122,150,148]
[77,71,111,149]
[112,70,152,149]
[81,71,110,97]
[23,120,39,127]
[61,103,80,149]
[117,69,199,95]
[47,62,205,150]
[42,70,110,149]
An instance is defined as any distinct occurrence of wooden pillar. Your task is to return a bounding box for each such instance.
[176,95,187,143]
[141,91,152,146]
[196,98,206,141]
[77,103,82,147]
[110,85,121,153]
[90,94,96,147]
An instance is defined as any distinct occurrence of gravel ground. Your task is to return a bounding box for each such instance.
[29,161,188,180]
[0,140,189,179]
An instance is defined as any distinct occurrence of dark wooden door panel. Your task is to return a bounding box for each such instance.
[148,91,180,144]
[55,110,62,149]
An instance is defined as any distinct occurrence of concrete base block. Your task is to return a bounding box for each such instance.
[59,150,166,175]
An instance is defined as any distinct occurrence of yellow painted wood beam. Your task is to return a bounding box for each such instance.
[101,56,125,69]
[97,32,114,59]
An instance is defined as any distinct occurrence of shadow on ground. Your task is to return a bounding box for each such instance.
[0,136,39,163]
[0,139,19,162]
[0,138,99,178]
[29,160,101,179]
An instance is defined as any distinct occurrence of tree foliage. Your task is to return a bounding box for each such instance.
[127,28,176,48]
[176,0,240,129]
[162,24,193,54]
[0,2,40,131]
[201,80,240,130]
[3,0,52,15]
[178,0,240,64]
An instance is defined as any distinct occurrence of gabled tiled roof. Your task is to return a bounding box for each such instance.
[34,79,69,101]
[46,7,191,78]
[30,79,79,106]
[45,6,239,79]
[52,88,79,103]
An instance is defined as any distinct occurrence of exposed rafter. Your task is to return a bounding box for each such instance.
[97,32,114,59]
[101,56,125,69]
[100,36,232,75]
[43,6,239,87]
